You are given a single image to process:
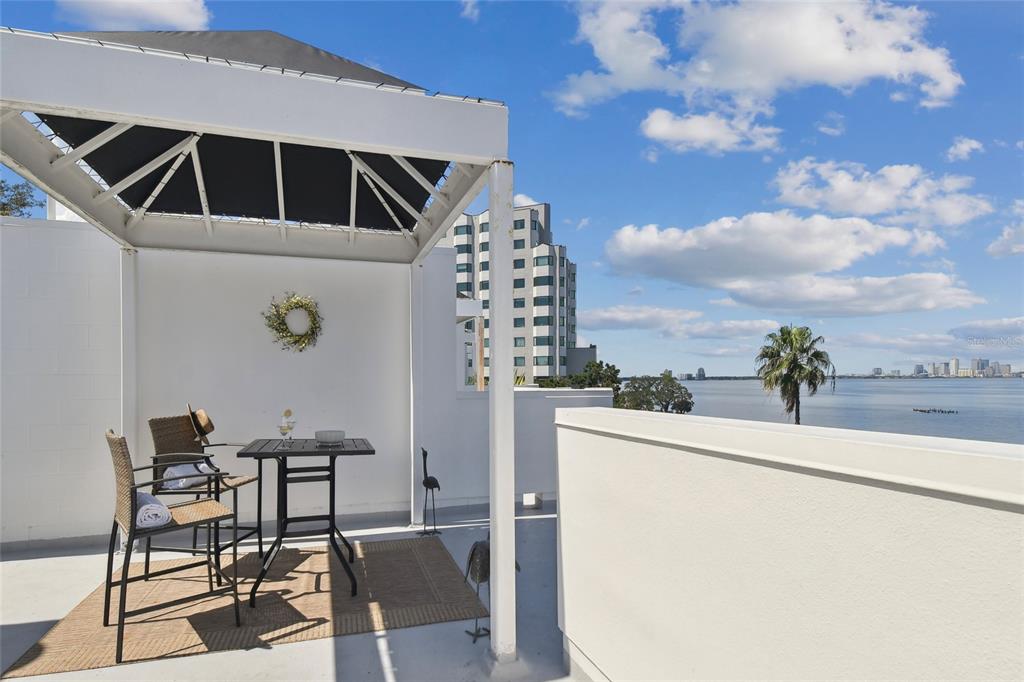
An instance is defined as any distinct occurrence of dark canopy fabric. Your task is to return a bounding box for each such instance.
[39,113,449,230]
[66,30,420,89]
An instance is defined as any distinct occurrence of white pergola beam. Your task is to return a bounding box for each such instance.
[1,31,508,165]
[412,162,488,265]
[1,111,131,245]
[190,140,213,236]
[52,121,133,170]
[390,154,450,210]
[96,134,197,204]
[126,142,193,229]
[274,140,287,241]
[348,151,426,227]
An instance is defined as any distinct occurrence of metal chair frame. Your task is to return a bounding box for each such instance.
[104,433,240,664]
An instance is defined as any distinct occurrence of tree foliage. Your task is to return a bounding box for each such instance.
[618,371,694,414]
[0,179,45,217]
[755,325,835,425]
[537,360,622,402]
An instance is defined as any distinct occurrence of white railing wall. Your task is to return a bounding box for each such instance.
[555,407,1024,681]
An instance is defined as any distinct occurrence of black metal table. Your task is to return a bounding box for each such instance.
[237,438,375,607]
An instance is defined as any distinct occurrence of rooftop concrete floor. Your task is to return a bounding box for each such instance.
[1,505,570,682]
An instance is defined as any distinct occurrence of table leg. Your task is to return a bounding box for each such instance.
[249,456,285,607]
[329,456,357,596]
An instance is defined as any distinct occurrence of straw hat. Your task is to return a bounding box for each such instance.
[187,403,215,444]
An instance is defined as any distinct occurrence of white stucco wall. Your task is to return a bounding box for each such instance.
[555,408,1024,681]
[134,247,413,520]
[1,217,122,543]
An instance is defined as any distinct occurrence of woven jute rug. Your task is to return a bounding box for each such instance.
[3,537,487,678]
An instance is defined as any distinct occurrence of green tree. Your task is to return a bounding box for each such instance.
[537,360,622,403]
[0,179,45,217]
[755,325,835,425]
[618,371,694,414]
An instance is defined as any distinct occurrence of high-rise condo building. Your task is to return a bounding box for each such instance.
[442,201,579,382]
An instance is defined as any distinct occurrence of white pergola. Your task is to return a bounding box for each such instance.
[0,28,519,661]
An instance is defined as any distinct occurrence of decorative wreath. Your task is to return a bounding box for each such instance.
[262,292,323,352]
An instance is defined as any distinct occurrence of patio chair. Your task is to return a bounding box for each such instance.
[145,413,263,581]
[103,430,240,664]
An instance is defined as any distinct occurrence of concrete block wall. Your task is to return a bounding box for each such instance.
[1,217,122,543]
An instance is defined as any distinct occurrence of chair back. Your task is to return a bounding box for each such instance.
[148,415,207,490]
[105,430,135,533]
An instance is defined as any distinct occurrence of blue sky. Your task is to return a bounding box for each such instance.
[2,0,1022,376]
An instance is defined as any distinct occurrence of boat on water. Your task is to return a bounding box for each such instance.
[912,408,959,414]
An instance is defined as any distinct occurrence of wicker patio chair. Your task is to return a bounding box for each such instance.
[144,414,263,581]
[103,430,240,664]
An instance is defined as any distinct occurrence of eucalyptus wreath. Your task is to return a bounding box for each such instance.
[262,292,323,352]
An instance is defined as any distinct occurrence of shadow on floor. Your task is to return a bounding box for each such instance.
[0,620,57,674]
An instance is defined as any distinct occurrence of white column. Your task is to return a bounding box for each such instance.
[409,262,425,526]
[119,247,137,457]
[487,160,517,662]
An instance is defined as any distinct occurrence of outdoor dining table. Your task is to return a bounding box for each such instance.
[237,437,375,606]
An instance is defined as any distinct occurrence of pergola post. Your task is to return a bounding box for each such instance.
[487,159,517,662]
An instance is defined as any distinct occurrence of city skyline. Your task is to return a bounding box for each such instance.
[1,0,1021,376]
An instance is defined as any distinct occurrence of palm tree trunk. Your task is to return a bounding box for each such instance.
[794,390,801,425]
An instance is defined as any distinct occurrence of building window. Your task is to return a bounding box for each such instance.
[513,239,525,249]
[484,339,489,348]
[456,282,473,293]
[464,319,474,332]
[559,276,565,287]
[559,316,565,327]
[513,297,525,308]
[514,356,526,367]
[534,315,553,326]
[534,356,553,366]
[513,278,525,288]
[531,220,540,231]
[534,255,553,266]
[514,337,526,347]
[559,336,565,346]
[455,244,472,254]
[513,317,525,328]
[534,296,553,306]
[559,296,565,307]
[481,261,489,271]
[559,355,567,366]
[456,263,472,273]
[483,300,489,309]
[534,336,554,346]
[534,275,554,286]
[454,225,472,236]
[513,258,525,269]
[484,319,490,329]
[514,219,525,230]
[559,256,566,267]
[480,280,489,290]
[480,222,489,232]
[484,358,490,367]
[480,242,489,252]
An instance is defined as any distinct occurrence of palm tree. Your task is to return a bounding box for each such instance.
[755,325,835,425]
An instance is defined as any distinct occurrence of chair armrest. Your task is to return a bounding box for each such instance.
[134,471,229,490]
[202,442,249,449]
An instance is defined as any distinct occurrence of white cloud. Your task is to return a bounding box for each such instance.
[643,147,660,163]
[604,212,983,316]
[606,211,912,285]
[986,199,1024,258]
[56,0,210,30]
[575,217,591,231]
[555,1,962,155]
[579,305,777,339]
[724,273,983,316]
[709,297,738,307]
[1017,140,1024,151]
[948,317,1024,340]
[773,157,993,229]
[460,0,479,22]
[641,108,780,154]
[627,286,644,296]
[946,136,984,162]
[815,111,846,137]
[909,229,947,256]
[513,193,539,207]
[839,317,1024,358]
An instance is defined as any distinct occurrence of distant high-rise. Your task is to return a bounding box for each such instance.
[950,357,960,375]
[873,367,883,376]
[696,367,706,380]
[914,364,925,375]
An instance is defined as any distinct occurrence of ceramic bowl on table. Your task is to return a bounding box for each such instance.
[315,430,346,445]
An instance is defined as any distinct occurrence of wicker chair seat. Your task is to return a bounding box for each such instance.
[138,498,233,535]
